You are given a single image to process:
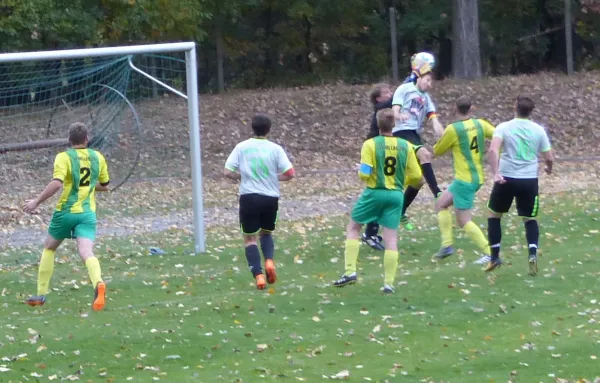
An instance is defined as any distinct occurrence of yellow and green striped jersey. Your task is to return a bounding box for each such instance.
[433,118,495,184]
[359,136,422,191]
[53,148,110,213]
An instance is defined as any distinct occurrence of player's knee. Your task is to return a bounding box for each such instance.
[417,148,431,163]
[243,235,258,246]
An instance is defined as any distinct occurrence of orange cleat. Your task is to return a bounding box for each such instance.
[255,274,267,290]
[92,282,106,311]
[265,259,277,285]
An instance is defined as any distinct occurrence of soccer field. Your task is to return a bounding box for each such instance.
[0,191,598,382]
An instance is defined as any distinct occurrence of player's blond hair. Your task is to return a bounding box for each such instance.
[68,122,89,145]
[376,108,395,134]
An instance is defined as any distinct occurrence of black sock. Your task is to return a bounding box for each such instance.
[365,222,379,237]
[402,186,420,216]
[524,220,539,255]
[420,163,441,197]
[260,234,274,260]
[488,217,502,259]
[245,244,262,276]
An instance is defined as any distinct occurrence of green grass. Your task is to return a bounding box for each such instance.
[0,192,598,382]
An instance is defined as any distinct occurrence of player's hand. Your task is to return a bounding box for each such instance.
[398,112,410,121]
[23,199,39,214]
[493,173,506,184]
[544,165,552,175]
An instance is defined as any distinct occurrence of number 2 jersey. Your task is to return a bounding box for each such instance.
[359,136,422,191]
[225,138,293,198]
[53,148,110,213]
[433,118,495,185]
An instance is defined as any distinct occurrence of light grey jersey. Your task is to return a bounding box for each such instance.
[494,118,552,179]
[391,82,436,133]
[225,138,293,198]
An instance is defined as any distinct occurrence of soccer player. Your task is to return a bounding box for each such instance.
[392,61,444,230]
[362,83,394,251]
[484,96,554,275]
[432,96,495,264]
[333,109,422,293]
[23,122,110,311]
[224,114,295,290]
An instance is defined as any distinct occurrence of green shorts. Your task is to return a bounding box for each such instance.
[351,188,404,229]
[448,180,482,210]
[48,210,97,241]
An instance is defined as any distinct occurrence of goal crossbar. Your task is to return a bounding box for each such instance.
[0,42,206,254]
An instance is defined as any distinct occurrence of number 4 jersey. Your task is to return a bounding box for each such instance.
[225,138,293,198]
[493,118,552,179]
[433,118,496,185]
[53,148,110,213]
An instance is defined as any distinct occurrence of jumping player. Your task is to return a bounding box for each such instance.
[362,83,394,251]
[23,122,110,311]
[224,114,295,289]
[392,59,444,230]
[333,109,422,293]
[432,96,495,264]
[484,96,554,275]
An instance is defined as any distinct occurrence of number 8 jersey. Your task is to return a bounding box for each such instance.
[53,148,110,213]
[433,118,496,185]
[359,136,422,191]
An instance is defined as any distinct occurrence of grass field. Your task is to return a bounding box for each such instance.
[0,191,599,383]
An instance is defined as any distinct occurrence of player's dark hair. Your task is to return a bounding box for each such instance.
[251,114,271,136]
[68,122,88,145]
[516,95,535,118]
[369,83,388,106]
[376,108,395,133]
[456,96,472,115]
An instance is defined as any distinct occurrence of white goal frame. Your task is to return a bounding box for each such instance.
[0,42,206,254]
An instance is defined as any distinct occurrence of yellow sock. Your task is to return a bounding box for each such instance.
[37,249,55,295]
[344,239,360,275]
[84,257,103,289]
[437,209,454,247]
[383,250,399,286]
[463,221,490,255]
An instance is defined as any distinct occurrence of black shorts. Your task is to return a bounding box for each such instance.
[239,193,279,235]
[393,130,424,151]
[488,178,539,218]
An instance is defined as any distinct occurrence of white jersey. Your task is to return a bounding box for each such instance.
[225,138,293,198]
[494,118,552,179]
[391,82,436,133]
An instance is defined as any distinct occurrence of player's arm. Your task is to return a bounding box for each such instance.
[23,154,66,213]
[358,140,375,182]
[277,146,295,181]
[391,85,409,122]
[480,119,496,139]
[405,145,423,188]
[432,124,455,157]
[224,146,241,181]
[96,152,111,192]
[487,136,503,179]
[426,95,443,137]
[539,130,554,175]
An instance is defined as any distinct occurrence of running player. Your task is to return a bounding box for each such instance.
[392,60,443,230]
[484,96,554,275]
[224,114,295,290]
[333,109,422,293]
[362,83,393,251]
[23,122,110,311]
[432,96,495,264]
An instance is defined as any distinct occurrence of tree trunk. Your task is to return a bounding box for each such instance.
[215,16,225,93]
[452,0,482,79]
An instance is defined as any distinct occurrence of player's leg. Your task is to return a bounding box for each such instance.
[73,212,106,310]
[415,147,442,198]
[259,196,279,284]
[26,233,63,307]
[433,188,455,259]
[451,181,490,264]
[362,222,384,251]
[515,179,540,275]
[239,194,266,289]
[378,190,404,293]
[485,180,514,272]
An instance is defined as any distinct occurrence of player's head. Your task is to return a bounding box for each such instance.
[456,96,472,115]
[369,83,392,106]
[415,72,433,92]
[68,122,89,146]
[515,95,535,118]
[251,114,272,137]
[376,108,395,135]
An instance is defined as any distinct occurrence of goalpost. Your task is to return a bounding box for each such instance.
[0,42,206,254]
